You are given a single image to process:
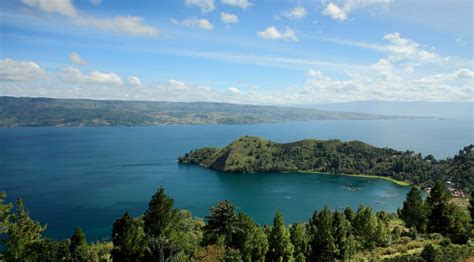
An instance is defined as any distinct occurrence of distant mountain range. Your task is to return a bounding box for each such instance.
[0,97,410,127]
[306,101,473,119]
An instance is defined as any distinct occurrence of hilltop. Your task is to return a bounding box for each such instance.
[0,96,407,127]
[179,136,473,191]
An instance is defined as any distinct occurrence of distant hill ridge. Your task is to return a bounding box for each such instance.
[0,96,407,127]
[179,136,473,192]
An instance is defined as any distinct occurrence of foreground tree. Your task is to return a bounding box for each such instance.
[143,187,177,238]
[203,200,238,246]
[332,211,355,260]
[309,207,337,261]
[112,211,146,261]
[399,187,428,233]
[289,223,308,262]
[352,206,379,249]
[0,192,12,235]
[427,182,452,234]
[4,199,47,261]
[268,210,294,262]
[69,227,89,261]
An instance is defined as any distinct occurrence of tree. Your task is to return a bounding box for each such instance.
[352,206,378,249]
[332,212,355,260]
[343,207,354,222]
[399,187,428,233]
[289,223,308,262]
[268,210,294,262]
[4,199,47,261]
[427,182,452,234]
[203,200,238,246]
[0,191,12,235]
[242,225,268,262]
[308,207,337,261]
[143,187,177,238]
[112,211,146,261]
[69,227,89,261]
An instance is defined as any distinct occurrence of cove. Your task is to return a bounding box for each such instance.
[0,118,472,241]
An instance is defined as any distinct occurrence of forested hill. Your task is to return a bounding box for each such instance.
[178,136,473,192]
[0,96,405,127]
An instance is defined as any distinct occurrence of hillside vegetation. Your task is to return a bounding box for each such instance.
[179,136,473,192]
[0,96,402,127]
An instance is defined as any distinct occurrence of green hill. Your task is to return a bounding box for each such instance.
[179,136,473,191]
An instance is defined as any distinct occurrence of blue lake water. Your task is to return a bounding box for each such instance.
[0,118,472,241]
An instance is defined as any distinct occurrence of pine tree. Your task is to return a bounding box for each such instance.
[0,192,12,235]
[399,187,428,232]
[268,210,294,262]
[427,182,452,234]
[241,225,268,262]
[143,187,177,238]
[352,206,378,249]
[203,200,238,246]
[332,212,355,260]
[112,211,146,261]
[309,207,337,261]
[289,223,308,262]
[4,199,47,261]
[69,227,89,261]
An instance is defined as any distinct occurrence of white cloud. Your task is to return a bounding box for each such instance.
[62,67,123,86]
[220,12,238,24]
[226,87,241,95]
[69,52,87,65]
[221,0,253,10]
[257,26,297,41]
[185,0,216,13]
[175,18,214,30]
[322,0,392,21]
[73,15,159,36]
[283,6,307,20]
[383,32,438,62]
[20,0,158,37]
[21,0,77,17]
[127,76,142,87]
[90,0,102,5]
[0,58,45,81]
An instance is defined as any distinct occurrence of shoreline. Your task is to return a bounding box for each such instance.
[294,171,412,187]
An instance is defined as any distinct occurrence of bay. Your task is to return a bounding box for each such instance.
[0,118,472,241]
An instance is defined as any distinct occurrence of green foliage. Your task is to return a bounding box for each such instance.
[399,187,428,233]
[0,192,12,236]
[352,206,379,249]
[427,182,453,235]
[289,223,308,262]
[70,227,89,261]
[470,191,474,223]
[4,199,47,261]
[332,211,355,260]
[180,136,473,192]
[168,210,204,256]
[143,187,177,238]
[268,210,294,262]
[308,207,337,261]
[203,200,239,247]
[111,211,146,261]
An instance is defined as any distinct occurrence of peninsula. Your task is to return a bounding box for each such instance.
[179,136,473,192]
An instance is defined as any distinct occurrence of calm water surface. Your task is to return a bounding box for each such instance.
[0,118,472,240]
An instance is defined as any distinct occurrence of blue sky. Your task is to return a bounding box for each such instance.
[0,0,472,104]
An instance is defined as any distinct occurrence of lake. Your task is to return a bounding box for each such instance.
[0,118,472,241]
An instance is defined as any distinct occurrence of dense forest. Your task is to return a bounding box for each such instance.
[179,136,474,193]
[1,183,473,261]
[0,97,401,127]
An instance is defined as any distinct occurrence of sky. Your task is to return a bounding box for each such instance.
[0,0,473,105]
